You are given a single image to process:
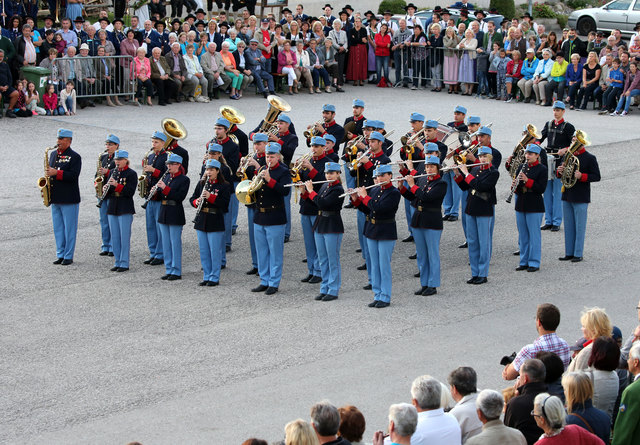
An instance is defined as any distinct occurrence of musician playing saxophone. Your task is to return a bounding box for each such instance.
[97,134,118,257]
[189,158,231,287]
[243,133,268,275]
[143,131,169,266]
[556,137,600,263]
[48,128,82,266]
[512,144,548,273]
[250,142,292,295]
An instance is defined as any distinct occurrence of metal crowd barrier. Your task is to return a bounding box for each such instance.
[394,46,479,87]
[52,55,137,99]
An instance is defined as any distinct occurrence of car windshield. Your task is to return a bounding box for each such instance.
[606,0,632,10]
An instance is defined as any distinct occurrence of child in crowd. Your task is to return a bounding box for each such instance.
[12,80,32,117]
[43,83,65,115]
[26,81,46,115]
[494,47,511,101]
[59,80,77,116]
[487,43,501,98]
[54,33,67,57]
[599,58,625,114]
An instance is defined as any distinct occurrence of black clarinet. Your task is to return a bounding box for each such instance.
[192,180,216,224]
[141,171,171,209]
[506,163,530,204]
[96,169,120,208]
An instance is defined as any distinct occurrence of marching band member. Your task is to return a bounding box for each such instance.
[342,119,373,196]
[213,117,241,251]
[306,161,345,301]
[399,151,447,296]
[270,114,298,242]
[251,142,292,295]
[204,143,233,269]
[97,134,118,257]
[143,131,168,266]
[423,119,448,163]
[443,105,468,222]
[351,163,401,308]
[190,158,231,286]
[557,137,600,263]
[454,146,499,285]
[375,121,394,156]
[342,99,367,175]
[457,116,482,248]
[400,112,427,243]
[157,153,190,281]
[312,104,345,149]
[48,128,82,266]
[298,136,329,284]
[243,133,268,275]
[323,134,340,162]
[165,130,190,174]
[512,144,548,272]
[104,150,137,272]
[538,101,575,232]
[228,120,248,236]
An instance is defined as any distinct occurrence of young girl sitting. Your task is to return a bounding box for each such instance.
[12,80,33,117]
[54,33,67,57]
[43,83,65,115]
[26,81,46,115]
[59,80,77,116]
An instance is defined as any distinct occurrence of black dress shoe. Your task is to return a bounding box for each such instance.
[314,293,326,301]
[344,202,354,208]
[99,251,109,256]
[415,286,428,295]
[107,252,114,257]
[144,257,154,264]
[161,274,171,280]
[150,258,164,265]
[110,266,119,271]
[363,283,372,290]
[550,225,560,232]
[308,275,322,284]
[571,257,583,262]
[246,267,258,275]
[232,228,237,235]
[61,259,73,265]
[322,294,338,301]
[513,250,520,255]
[226,245,231,252]
[368,300,379,307]
[265,286,278,295]
[357,263,367,270]
[199,280,208,286]
[422,287,437,296]
[409,253,418,260]
[53,258,63,264]
[252,284,268,292]
[414,272,420,277]
[527,266,539,272]
[442,215,451,221]
[402,235,414,242]
[376,301,390,308]
[355,248,362,253]
[302,258,307,263]
[559,255,574,261]
[207,281,219,286]
[284,236,290,243]
[473,277,488,285]
[467,276,479,284]
[301,274,313,282]
[515,265,528,271]
[116,267,129,272]
[448,215,458,221]
[167,274,181,281]
[458,242,468,248]
[221,265,226,269]
[541,224,553,230]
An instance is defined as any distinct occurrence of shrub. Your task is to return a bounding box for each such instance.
[490,0,516,20]
[378,0,407,15]
[557,14,569,29]
[532,2,556,18]
[567,0,590,9]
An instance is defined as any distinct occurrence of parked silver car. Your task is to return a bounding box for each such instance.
[568,0,640,36]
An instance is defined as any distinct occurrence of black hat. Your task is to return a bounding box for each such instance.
[185,13,196,20]
[171,18,181,25]
[501,18,510,25]
[434,5,442,12]
[344,4,354,11]
[441,8,450,15]
[635,22,640,30]
[596,31,604,36]
[383,10,392,15]
[195,20,206,27]
[219,21,229,28]
[98,17,110,24]
[405,3,418,11]
[364,10,375,17]
[368,14,378,21]
[195,8,206,15]
[282,7,292,14]
[44,15,55,22]
[339,9,349,17]
[74,16,84,23]
[154,20,165,28]
[323,4,333,9]
[475,10,486,17]
[521,12,532,19]
[556,51,565,58]
[113,17,125,25]
[460,7,469,15]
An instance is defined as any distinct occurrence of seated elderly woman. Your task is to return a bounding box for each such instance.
[183,43,209,102]
[562,372,611,444]
[224,28,243,53]
[278,39,299,95]
[232,40,253,98]
[338,405,366,445]
[293,39,314,94]
[568,307,612,372]
[372,403,418,445]
[532,393,605,444]
[220,41,244,100]
[306,38,332,93]
[322,38,342,91]
[96,45,122,106]
[133,47,154,106]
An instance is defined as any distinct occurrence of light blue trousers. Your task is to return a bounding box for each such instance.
[145,200,163,259]
[413,227,442,288]
[196,229,225,282]
[108,213,133,268]
[314,232,343,296]
[247,206,257,268]
[158,223,183,276]
[51,203,79,260]
[357,211,371,283]
[344,164,356,189]
[467,215,493,278]
[443,170,462,217]
[544,177,563,227]
[517,211,543,268]
[254,223,285,288]
[99,201,112,253]
[301,214,321,276]
[563,201,589,258]
[366,238,395,303]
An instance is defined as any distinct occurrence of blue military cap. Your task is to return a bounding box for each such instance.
[374,164,393,175]
[454,105,467,114]
[105,134,120,145]
[205,159,221,169]
[424,142,439,153]
[478,146,492,155]
[553,100,566,110]
[375,120,385,129]
[277,114,292,124]
[324,134,336,144]
[252,133,268,142]
[311,136,326,146]
[425,119,439,128]
[410,112,425,122]
[352,99,365,108]
[207,142,223,152]
[478,126,492,136]
[57,128,73,138]
[215,117,231,128]
[266,142,281,153]
[322,104,336,112]
[369,131,385,142]
[425,155,440,165]
[468,115,481,124]
[525,143,541,154]
[325,162,341,172]
[364,119,376,128]
[114,149,128,159]
[167,153,183,164]
[151,130,167,142]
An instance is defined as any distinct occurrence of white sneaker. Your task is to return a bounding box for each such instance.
[621,110,628,116]
[188,97,195,102]
[610,111,618,116]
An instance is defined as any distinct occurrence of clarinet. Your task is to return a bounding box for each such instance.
[506,163,530,204]
[192,180,215,224]
[96,169,120,208]
[141,171,170,209]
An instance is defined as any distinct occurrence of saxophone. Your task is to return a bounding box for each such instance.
[38,145,58,207]
[94,149,108,198]
[138,148,153,198]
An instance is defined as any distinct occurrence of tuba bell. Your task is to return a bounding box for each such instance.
[509,123,542,179]
[220,105,246,125]
[258,95,291,134]
[560,130,590,190]
[161,118,188,149]
[235,165,267,205]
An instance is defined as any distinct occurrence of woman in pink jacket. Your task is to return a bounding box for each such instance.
[277,40,298,95]
[133,47,154,106]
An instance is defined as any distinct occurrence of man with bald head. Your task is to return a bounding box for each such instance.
[142,19,161,56]
[150,47,176,106]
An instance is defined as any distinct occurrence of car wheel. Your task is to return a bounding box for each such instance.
[577,17,596,36]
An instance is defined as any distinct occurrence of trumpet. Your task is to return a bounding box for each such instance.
[401,128,428,159]
[290,152,312,182]
[236,149,256,180]
[94,149,108,198]
[346,135,365,156]
[138,148,153,198]
[303,120,324,139]
[453,123,494,164]
[38,144,58,207]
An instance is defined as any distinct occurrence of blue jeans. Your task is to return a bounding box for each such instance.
[376,55,389,81]
[602,86,621,110]
[99,200,112,253]
[196,229,224,282]
[108,213,133,268]
[615,88,640,113]
[311,67,331,88]
[158,223,183,276]
[476,70,488,95]
[365,238,395,303]
[467,215,493,278]
[544,177,563,226]
[567,82,581,107]
[516,211,543,268]
[413,227,442,288]
[51,203,79,260]
[254,223,285,288]
[145,200,163,259]
[301,214,321,276]
[563,201,589,257]
[314,232,343,296]
[255,70,274,93]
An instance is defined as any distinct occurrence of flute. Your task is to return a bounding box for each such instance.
[284,179,336,187]
[338,176,404,198]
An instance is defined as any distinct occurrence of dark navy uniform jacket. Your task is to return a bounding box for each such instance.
[167,142,190,174]
[106,166,138,215]
[560,149,600,204]
[158,171,190,225]
[216,137,241,177]
[310,180,344,233]
[277,131,299,166]
[350,149,391,187]
[145,150,168,201]
[324,147,340,162]
[456,165,499,217]
[355,183,401,240]
[230,125,249,157]
[448,120,468,133]
[253,162,292,226]
[243,153,267,209]
[190,178,231,232]
[99,151,116,177]
[400,175,447,230]
[383,137,394,157]
[200,161,233,184]
[49,146,82,204]
[514,161,547,213]
[299,155,328,215]
[250,121,297,138]
[317,120,345,149]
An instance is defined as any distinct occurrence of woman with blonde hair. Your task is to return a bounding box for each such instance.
[285,419,320,445]
[568,307,612,372]
[443,26,461,93]
[562,372,611,444]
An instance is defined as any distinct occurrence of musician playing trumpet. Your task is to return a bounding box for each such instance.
[213,117,241,251]
[190,158,231,287]
[97,134,118,257]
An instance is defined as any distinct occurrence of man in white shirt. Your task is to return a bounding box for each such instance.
[448,367,483,443]
[404,3,422,30]
[410,375,462,445]
[378,11,398,34]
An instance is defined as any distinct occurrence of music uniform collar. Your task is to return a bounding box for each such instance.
[428,174,441,181]
[528,160,540,167]
[312,153,326,161]
[324,120,336,128]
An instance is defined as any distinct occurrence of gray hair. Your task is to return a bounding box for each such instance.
[521,358,546,383]
[411,375,441,410]
[388,403,418,437]
[310,400,340,436]
[542,48,552,56]
[476,389,504,420]
[221,41,231,49]
[534,393,566,430]
[447,366,477,396]
[630,342,640,361]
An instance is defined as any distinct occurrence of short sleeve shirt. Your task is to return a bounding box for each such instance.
[512,333,571,372]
